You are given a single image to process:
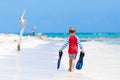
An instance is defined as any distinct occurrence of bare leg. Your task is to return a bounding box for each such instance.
[71,59,76,72]
[69,58,72,71]
[69,58,76,72]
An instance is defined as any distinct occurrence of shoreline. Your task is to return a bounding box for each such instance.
[0,33,120,80]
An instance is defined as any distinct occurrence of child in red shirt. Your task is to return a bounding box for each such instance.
[59,27,84,72]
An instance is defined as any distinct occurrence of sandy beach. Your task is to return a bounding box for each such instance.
[0,34,120,80]
[0,0,120,79]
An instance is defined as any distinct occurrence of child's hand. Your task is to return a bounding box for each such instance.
[59,50,62,53]
[81,49,85,54]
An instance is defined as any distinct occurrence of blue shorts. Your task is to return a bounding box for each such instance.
[69,54,77,59]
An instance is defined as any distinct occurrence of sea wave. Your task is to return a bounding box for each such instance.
[40,33,120,38]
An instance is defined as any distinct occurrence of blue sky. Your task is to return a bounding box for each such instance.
[0,0,120,33]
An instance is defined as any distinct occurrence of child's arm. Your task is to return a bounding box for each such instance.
[77,37,85,53]
[77,37,83,49]
[59,38,69,51]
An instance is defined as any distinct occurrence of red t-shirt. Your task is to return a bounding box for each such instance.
[68,35,78,54]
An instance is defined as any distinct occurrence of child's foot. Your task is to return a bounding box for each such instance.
[68,68,74,72]
[68,68,71,72]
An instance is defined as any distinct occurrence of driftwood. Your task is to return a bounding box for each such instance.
[17,10,26,51]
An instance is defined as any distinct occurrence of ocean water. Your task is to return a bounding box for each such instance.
[8,32,120,44]
[40,33,120,38]
[39,33,120,44]
[14,32,120,38]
